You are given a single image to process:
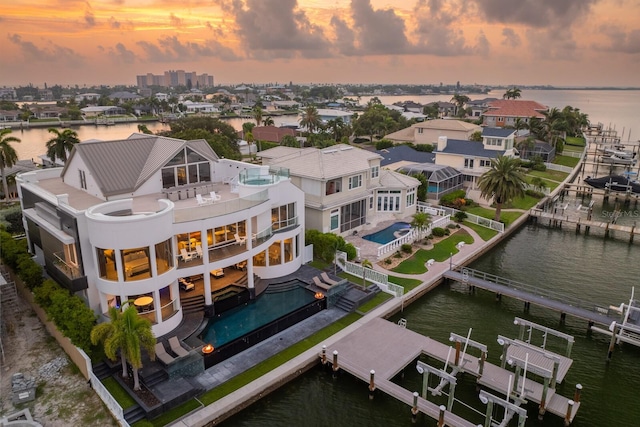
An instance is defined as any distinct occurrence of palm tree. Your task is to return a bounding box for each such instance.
[300,105,321,135]
[0,129,20,202]
[252,106,263,126]
[478,156,526,222]
[262,116,275,126]
[91,304,156,391]
[137,124,152,134]
[411,211,432,242]
[503,87,522,100]
[280,135,299,148]
[450,94,470,117]
[46,128,80,164]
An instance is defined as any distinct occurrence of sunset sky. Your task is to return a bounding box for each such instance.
[3,0,640,87]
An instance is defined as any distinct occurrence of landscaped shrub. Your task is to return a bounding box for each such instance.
[394,251,403,258]
[385,258,392,265]
[440,190,467,208]
[453,211,468,223]
[0,206,25,234]
[0,230,27,269]
[375,139,394,150]
[444,228,451,235]
[447,223,457,229]
[525,189,545,198]
[17,254,44,290]
[414,144,434,152]
[305,229,356,262]
[401,244,413,254]
[342,243,357,261]
[257,141,278,151]
[432,227,446,237]
[532,163,547,171]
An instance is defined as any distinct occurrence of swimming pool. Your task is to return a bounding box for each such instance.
[200,283,318,347]
[362,222,411,244]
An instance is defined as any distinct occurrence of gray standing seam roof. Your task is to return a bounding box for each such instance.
[438,139,505,158]
[482,127,516,137]
[376,145,435,166]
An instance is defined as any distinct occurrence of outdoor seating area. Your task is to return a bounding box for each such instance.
[155,337,191,366]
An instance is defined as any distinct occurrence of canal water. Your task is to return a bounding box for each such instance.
[221,224,640,427]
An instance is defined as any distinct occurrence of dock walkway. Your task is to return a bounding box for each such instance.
[444,268,618,326]
[325,317,580,425]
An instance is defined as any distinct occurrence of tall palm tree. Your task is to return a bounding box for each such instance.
[450,94,470,117]
[0,129,20,202]
[91,304,156,391]
[252,106,263,126]
[411,211,432,241]
[361,259,373,288]
[503,87,522,100]
[300,105,321,135]
[46,128,80,164]
[478,156,526,222]
[262,116,275,126]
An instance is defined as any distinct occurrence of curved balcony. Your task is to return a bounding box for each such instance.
[238,166,289,186]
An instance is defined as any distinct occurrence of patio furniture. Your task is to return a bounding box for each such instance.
[321,272,340,286]
[180,248,195,262]
[312,276,332,291]
[123,251,149,277]
[196,194,213,206]
[195,245,203,258]
[211,268,224,278]
[155,342,175,365]
[234,233,247,245]
[169,336,189,357]
[209,191,222,201]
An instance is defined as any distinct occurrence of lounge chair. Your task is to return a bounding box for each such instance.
[312,276,332,291]
[196,194,213,206]
[180,248,194,262]
[210,191,222,201]
[321,272,340,286]
[234,233,247,245]
[169,336,189,357]
[195,245,203,258]
[155,342,175,365]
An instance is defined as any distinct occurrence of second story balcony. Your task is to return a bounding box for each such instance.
[238,166,289,186]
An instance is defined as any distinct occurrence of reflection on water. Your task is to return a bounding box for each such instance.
[223,225,640,427]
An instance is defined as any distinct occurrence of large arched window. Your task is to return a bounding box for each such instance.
[162,148,211,189]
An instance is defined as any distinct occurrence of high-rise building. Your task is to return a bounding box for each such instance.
[136,70,214,88]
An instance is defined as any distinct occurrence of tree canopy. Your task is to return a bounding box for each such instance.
[0,129,20,201]
[45,128,79,163]
[478,156,526,221]
[163,116,240,160]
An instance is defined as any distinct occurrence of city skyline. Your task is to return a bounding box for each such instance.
[3,0,640,88]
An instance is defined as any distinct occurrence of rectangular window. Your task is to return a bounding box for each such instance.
[406,188,416,207]
[369,196,374,210]
[479,159,491,167]
[330,209,339,230]
[326,178,342,195]
[162,168,175,189]
[272,203,296,231]
[78,170,87,189]
[371,166,379,178]
[464,158,474,169]
[340,199,366,232]
[376,190,402,212]
[417,128,423,134]
[348,174,362,190]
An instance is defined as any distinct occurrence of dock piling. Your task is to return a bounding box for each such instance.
[411,391,419,422]
[332,350,339,377]
[574,384,583,403]
[607,323,619,361]
[437,405,446,427]
[369,370,376,399]
[564,400,575,426]
[321,345,327,365]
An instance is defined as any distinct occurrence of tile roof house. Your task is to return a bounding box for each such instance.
[259,144,420,234]
[17,134,305,337]
[250,126,296,143]
[385,119,481,146]
[483,100,548,128]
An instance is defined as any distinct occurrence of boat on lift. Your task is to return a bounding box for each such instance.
[598,146,636,160]
[584,174,640,194]
[599,154,637,166]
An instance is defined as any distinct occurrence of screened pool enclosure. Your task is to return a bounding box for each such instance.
[397,163,463,200]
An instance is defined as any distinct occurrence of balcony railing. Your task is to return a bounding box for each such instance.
[238,167,290,186]
[253,225,273,247]
[173,189,269,223]
[272,216,299,233]
[52,252,82,279]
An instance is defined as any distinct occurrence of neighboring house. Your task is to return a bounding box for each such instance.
[0,110,21,122]
[272,100,300,110]
[75,93,101,103]
[28,105,67,119]
[516,137,556,162]
[250,126,296,144]
[81,106,126,117]
[385,119,481,146]
[466,98,497,118]
[316,109,353,125]
[0,160,38,199]
[483,99,547,128]
[17,134,305,336]
[425,101,456,117]
[376,145,435,170]
[109,91,141,102]
[434,127,517,193]
[259,144,420,235]
[183,101,219,114]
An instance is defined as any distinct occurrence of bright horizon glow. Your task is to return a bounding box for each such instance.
[2,0,639,87]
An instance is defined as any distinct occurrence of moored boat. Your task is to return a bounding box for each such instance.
[584,174,640,193]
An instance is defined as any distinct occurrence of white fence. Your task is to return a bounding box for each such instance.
[336,251,403,297]
[303,244,314,264]
[376,215,451,258]
[435,205,505,233]
[544,163,574,173]
[78,349,131,427]
[524,183,551,195]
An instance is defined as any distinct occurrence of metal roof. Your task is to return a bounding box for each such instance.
[376,145,435,166]
[482,127,516,137]
[396,163,462,183]
[438,139,504,158]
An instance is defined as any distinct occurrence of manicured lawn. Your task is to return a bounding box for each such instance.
[553,155,580,168]
[388,275,423,291]
[526,169,569,182]
[465,206,523,226]
[565,136,586,147]
[308,260,331,270]
[525,176,559,190]
[506,194,541,210]
[463,221,498,241]
[102,377,136,409]
[392,230,474,274]
[338,271,368,287]
[358,292,393,312]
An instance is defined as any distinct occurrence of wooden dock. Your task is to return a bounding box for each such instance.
[444,267,619,326]
[529,208,639,241]
[323,317,581,426]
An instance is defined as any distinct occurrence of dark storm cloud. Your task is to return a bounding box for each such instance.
[501,28,521,48]
[594,25,640,54]
[525,27,578,60]
[349,0,411,55]
[215,0,332,59]
[471,0,599,28]
[137,35,242,62]
[7,34,84,64]
[330,16,357,56]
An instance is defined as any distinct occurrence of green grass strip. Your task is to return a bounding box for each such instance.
[506,194,541,210]
[392,231,474,274]
[527,169,569,182]
[465,207,522,226]
[553,155,580,168]
[388,275,423,291]
[358,292,393,312]
[102,377,136,409]
[463,221,499,241]
[565,136,586,147]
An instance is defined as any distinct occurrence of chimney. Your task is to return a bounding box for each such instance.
[437,136,448,151]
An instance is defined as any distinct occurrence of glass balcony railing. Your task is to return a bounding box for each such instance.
[272,216,299,233]
[238,167,290,186]
[173,189,269,223]
[52,252,82,279]
[253,225,273,247]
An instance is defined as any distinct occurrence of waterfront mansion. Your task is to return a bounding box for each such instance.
[17,134,305,336]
